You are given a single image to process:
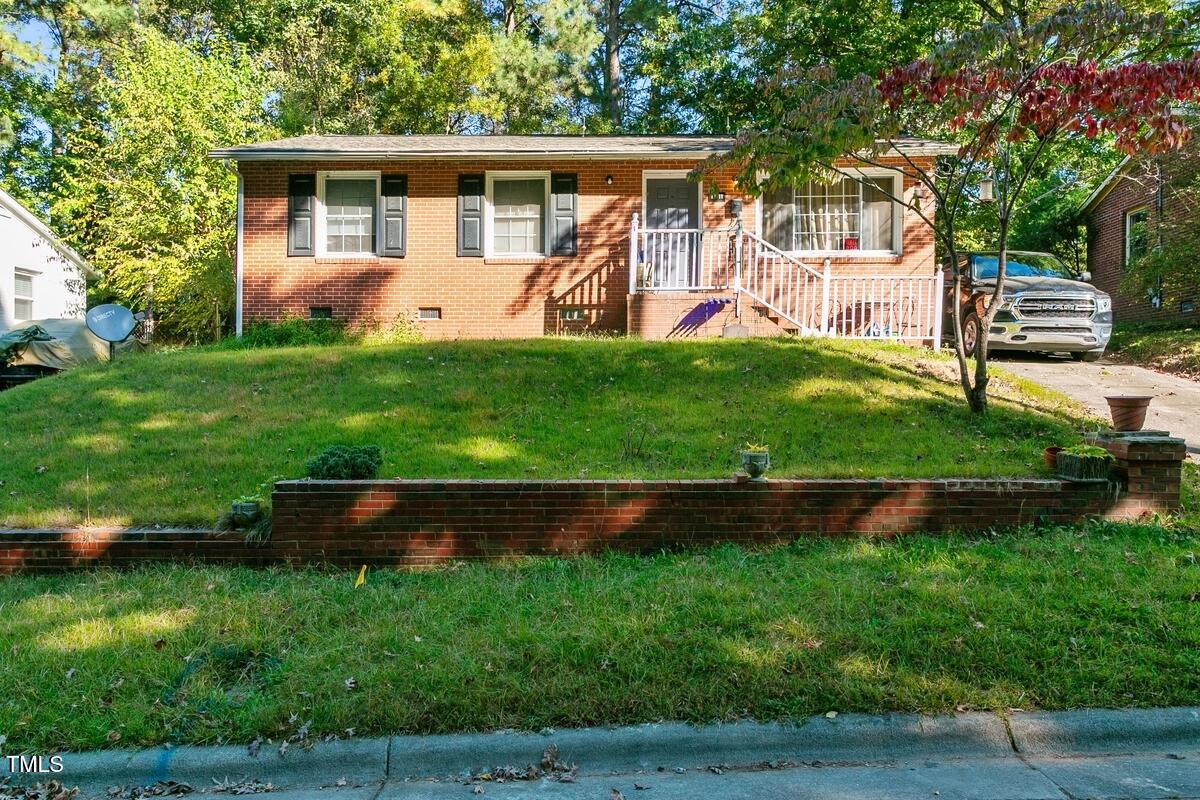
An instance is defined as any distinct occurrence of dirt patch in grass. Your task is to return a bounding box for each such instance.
[1109,323,1200,380]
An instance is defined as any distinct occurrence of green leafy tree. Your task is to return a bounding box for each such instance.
[713,2,1200,413]
[0,0,131,203]
[54,28,275,341]
[487,0,600,132]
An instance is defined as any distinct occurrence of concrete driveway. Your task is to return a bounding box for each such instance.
[995,353,1200,461]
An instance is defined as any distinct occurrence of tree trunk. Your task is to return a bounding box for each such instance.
[603,0,623,128]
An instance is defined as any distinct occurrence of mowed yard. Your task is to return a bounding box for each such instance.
[0,337,1089,528]
[1,523,1198,752]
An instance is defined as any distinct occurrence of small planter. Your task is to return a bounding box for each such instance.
[1104,395,1153,432]
[740,450,770,482]
[1055,453,1112,483]
[230,500,262,527]
[1043,446,1063,471]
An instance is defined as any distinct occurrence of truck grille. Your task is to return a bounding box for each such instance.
[1016,297,1095,318]
[1020,325,1094,335]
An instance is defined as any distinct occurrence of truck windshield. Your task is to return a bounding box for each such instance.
[971,253,1072,279]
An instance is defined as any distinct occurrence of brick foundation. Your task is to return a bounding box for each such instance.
[0,432,1183,572]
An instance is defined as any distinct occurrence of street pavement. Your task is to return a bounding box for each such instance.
[6,708,1198,800]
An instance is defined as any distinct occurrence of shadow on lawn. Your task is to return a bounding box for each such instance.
[1,525,1196,751]
[0,338,1082,528]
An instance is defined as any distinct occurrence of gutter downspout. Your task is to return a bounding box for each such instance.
[222,158,244,337]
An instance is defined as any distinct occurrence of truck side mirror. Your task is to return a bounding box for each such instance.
[1080,271,1092,282]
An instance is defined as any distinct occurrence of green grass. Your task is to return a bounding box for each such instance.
[1,523,1198,752]
[1109,322,1200,379]
[0,338,1089,528]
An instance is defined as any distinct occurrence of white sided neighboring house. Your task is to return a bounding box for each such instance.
[0,187,95,330]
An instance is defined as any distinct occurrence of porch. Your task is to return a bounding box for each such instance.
[625,214,945,344]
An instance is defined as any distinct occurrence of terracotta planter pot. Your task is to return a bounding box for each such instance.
[1043,446,1063,471]
[1104,395,1153,432]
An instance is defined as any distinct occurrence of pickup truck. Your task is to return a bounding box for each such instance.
[946,251,1113,362]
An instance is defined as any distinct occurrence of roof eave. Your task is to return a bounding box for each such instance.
[1080,155,1133,216]
[0,189,97,278]
[207,148,731,161]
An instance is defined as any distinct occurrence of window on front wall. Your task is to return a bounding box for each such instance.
[13,270,33,321]
[324,177,377,255]
[490,175,547,256]
[763,175,898,253]
[1125,206,1150,267]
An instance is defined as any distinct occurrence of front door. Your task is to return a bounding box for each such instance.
[645,177,700,288]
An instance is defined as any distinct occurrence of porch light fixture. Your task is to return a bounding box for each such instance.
[605,175,613,185]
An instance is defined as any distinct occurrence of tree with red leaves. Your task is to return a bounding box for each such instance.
[715,2,1200,413]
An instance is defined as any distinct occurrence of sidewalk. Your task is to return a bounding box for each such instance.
[5,708,1199,799]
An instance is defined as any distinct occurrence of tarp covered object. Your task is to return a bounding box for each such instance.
[0,319,142,370]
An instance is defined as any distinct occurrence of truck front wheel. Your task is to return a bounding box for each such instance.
[1071,350,1104,363]
[961,311,981,355]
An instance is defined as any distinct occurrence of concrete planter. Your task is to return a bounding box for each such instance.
[740,451,770,482]
[1055,453,1112,482]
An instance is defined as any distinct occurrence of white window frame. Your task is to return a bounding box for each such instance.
[13,268,36,321]
[315,170,382,258]
[755,168,905,257]
[484,170,551,258]
[1124,205,1150,266]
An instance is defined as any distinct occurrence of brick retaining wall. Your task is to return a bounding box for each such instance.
[0,433,1184,572]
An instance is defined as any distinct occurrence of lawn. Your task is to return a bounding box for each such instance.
[0,338,1088,528]
[0,520,1197,752]
[1109,322,1200,379]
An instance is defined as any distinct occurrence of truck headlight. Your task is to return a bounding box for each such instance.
[982,294,1016,311]
[1096,296,1112,312]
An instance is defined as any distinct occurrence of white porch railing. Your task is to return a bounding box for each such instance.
[629,213,944,347]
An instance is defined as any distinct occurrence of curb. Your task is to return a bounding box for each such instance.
[8,708,1199,797]
[1008,707,1200,756]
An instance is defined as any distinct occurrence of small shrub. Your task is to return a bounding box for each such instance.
[305,445,383,480]
[224,315,352,349]
[359,312,423,345]
[1060,444,1115,461]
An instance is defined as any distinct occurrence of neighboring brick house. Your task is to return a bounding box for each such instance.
[1081,149,1200,325]
[209,135,954,340]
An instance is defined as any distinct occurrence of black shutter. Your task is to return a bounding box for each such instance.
[457,174,484,257]
[550,173,578,256]
[287,174,315,257]
[381,175,407,257]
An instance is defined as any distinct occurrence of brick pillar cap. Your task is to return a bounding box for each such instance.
[1085,431,1186,447]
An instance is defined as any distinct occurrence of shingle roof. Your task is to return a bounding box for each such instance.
[208,134,959,161]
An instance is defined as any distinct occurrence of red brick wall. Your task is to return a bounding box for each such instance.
[0,433,1183,572]
[239,156,938,338]
[1087,156,1200,325]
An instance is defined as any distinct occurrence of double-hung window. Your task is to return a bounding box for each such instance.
[1124,206,1150,267]
[487,173,549,257]
[13,270,34,321]
[762,173,901,254]
[320,173,379,256]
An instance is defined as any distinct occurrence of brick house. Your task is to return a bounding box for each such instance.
[1081,149,1200,324]
[209,135,955,340]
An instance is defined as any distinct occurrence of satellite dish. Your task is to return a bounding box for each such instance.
[85,304,138,363]
[86,304,138,343]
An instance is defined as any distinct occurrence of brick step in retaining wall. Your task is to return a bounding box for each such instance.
[0,432,1185,572]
